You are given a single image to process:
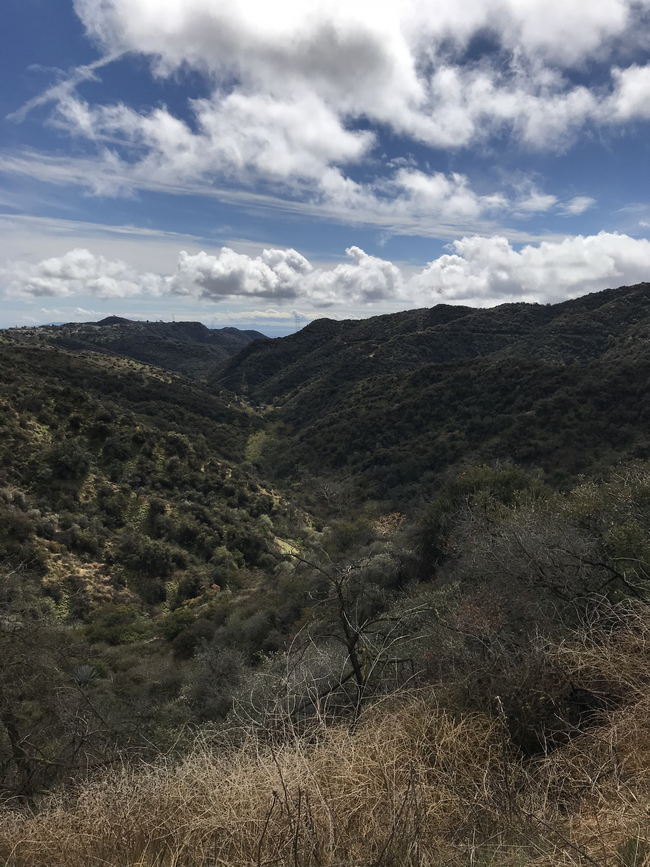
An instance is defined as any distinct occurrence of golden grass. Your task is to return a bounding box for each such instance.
[1,605,649,867]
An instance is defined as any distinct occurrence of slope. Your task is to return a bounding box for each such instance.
[0,337,293,616]
[217,282,650,499]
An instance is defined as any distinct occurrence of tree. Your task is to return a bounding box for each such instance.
[0,568,115,801]
[266,543,422,727]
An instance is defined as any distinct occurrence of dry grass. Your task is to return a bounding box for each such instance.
[1,604,649,867]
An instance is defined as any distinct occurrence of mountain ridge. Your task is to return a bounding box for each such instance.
[216,282,650,499]
[4,317,268,378]
[218,283,650,402]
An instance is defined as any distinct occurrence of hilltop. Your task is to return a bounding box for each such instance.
[6,317,268,378]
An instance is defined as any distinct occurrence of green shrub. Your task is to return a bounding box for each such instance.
[44,440,91,481]
[84,604,150,645]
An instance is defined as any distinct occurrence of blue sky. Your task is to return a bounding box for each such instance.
[2,0,650,335]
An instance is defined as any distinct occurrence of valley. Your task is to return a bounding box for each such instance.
[0,285,649,865]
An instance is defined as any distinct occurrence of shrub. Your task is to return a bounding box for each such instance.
[84,604,150,645]
[115,532,185,578]
[44,440,91,481]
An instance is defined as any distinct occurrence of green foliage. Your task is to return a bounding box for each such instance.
[84,604,151,645]
[0,339,286,614]
[4,288,650,807]
[0,500,47,573]
[116,532,185,579]
[158,605,195,641]
[44,439,91,481]
[322,516,375,554]
[218,282,650,501]
[187,645,245,720]
[244,429,268,464]
[171,618,215,659]
[410,464,547,575]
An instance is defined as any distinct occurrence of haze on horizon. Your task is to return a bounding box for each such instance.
[2,0,650,335]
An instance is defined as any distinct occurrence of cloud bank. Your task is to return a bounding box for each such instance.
[5,232,650,309]
[4,248,163,299]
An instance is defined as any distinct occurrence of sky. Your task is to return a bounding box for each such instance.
[1,0,650,335]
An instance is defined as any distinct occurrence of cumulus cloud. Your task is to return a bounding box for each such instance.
[3,244,404,306]
[170,245,404,305]
[5,0,643,216]
[5,232,650,309]
[3,248,165,299]
[305,247,404,305]
[171,247,312,300]
[608,63,650,121]
[411,232,650,303]
[54,90,373,185]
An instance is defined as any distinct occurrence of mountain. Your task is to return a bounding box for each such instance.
[5,317,268,378]
[2,284,650,859]
[217,282,650,499]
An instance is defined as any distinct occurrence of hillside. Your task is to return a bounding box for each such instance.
[6,317,268,378]
[0,337,313,782]
[1,285,650,865]
[217,282,650,499]
[0,334,305,617]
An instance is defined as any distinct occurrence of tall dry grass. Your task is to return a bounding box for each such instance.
[1,603,648,866]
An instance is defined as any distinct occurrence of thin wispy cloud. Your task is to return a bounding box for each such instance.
[7,53,124,123]
[0,151,596,244]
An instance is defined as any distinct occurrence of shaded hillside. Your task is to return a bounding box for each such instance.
[5,317,268,378]
[218,283,650,499]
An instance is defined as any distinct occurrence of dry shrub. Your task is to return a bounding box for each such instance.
[0,602,648,866]
[528,601,650,864]
[0,701,511,866]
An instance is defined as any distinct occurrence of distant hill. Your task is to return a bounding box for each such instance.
[217,282,650,499]
[5,317,268,378]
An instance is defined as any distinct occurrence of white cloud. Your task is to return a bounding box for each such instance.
[2,157,565,244]
[53,90,373,184]
[409,63,600,150]
[5,232,650,309]
[515,188,559,214]
[3,248,165,299]
[209,308,313,323]
[5,0,647,221]
[608,63,650,121]
[560,196,597,216]
[4,243,404,306]
[1,148,551,240]
[411,232,650,303]
[305,246,404,304]
[71,0,643,84]
[391,170,507,218]
[171,245,404,305]
[6,53,122,123]
[40,306,101,317]
[171,247,312,300]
